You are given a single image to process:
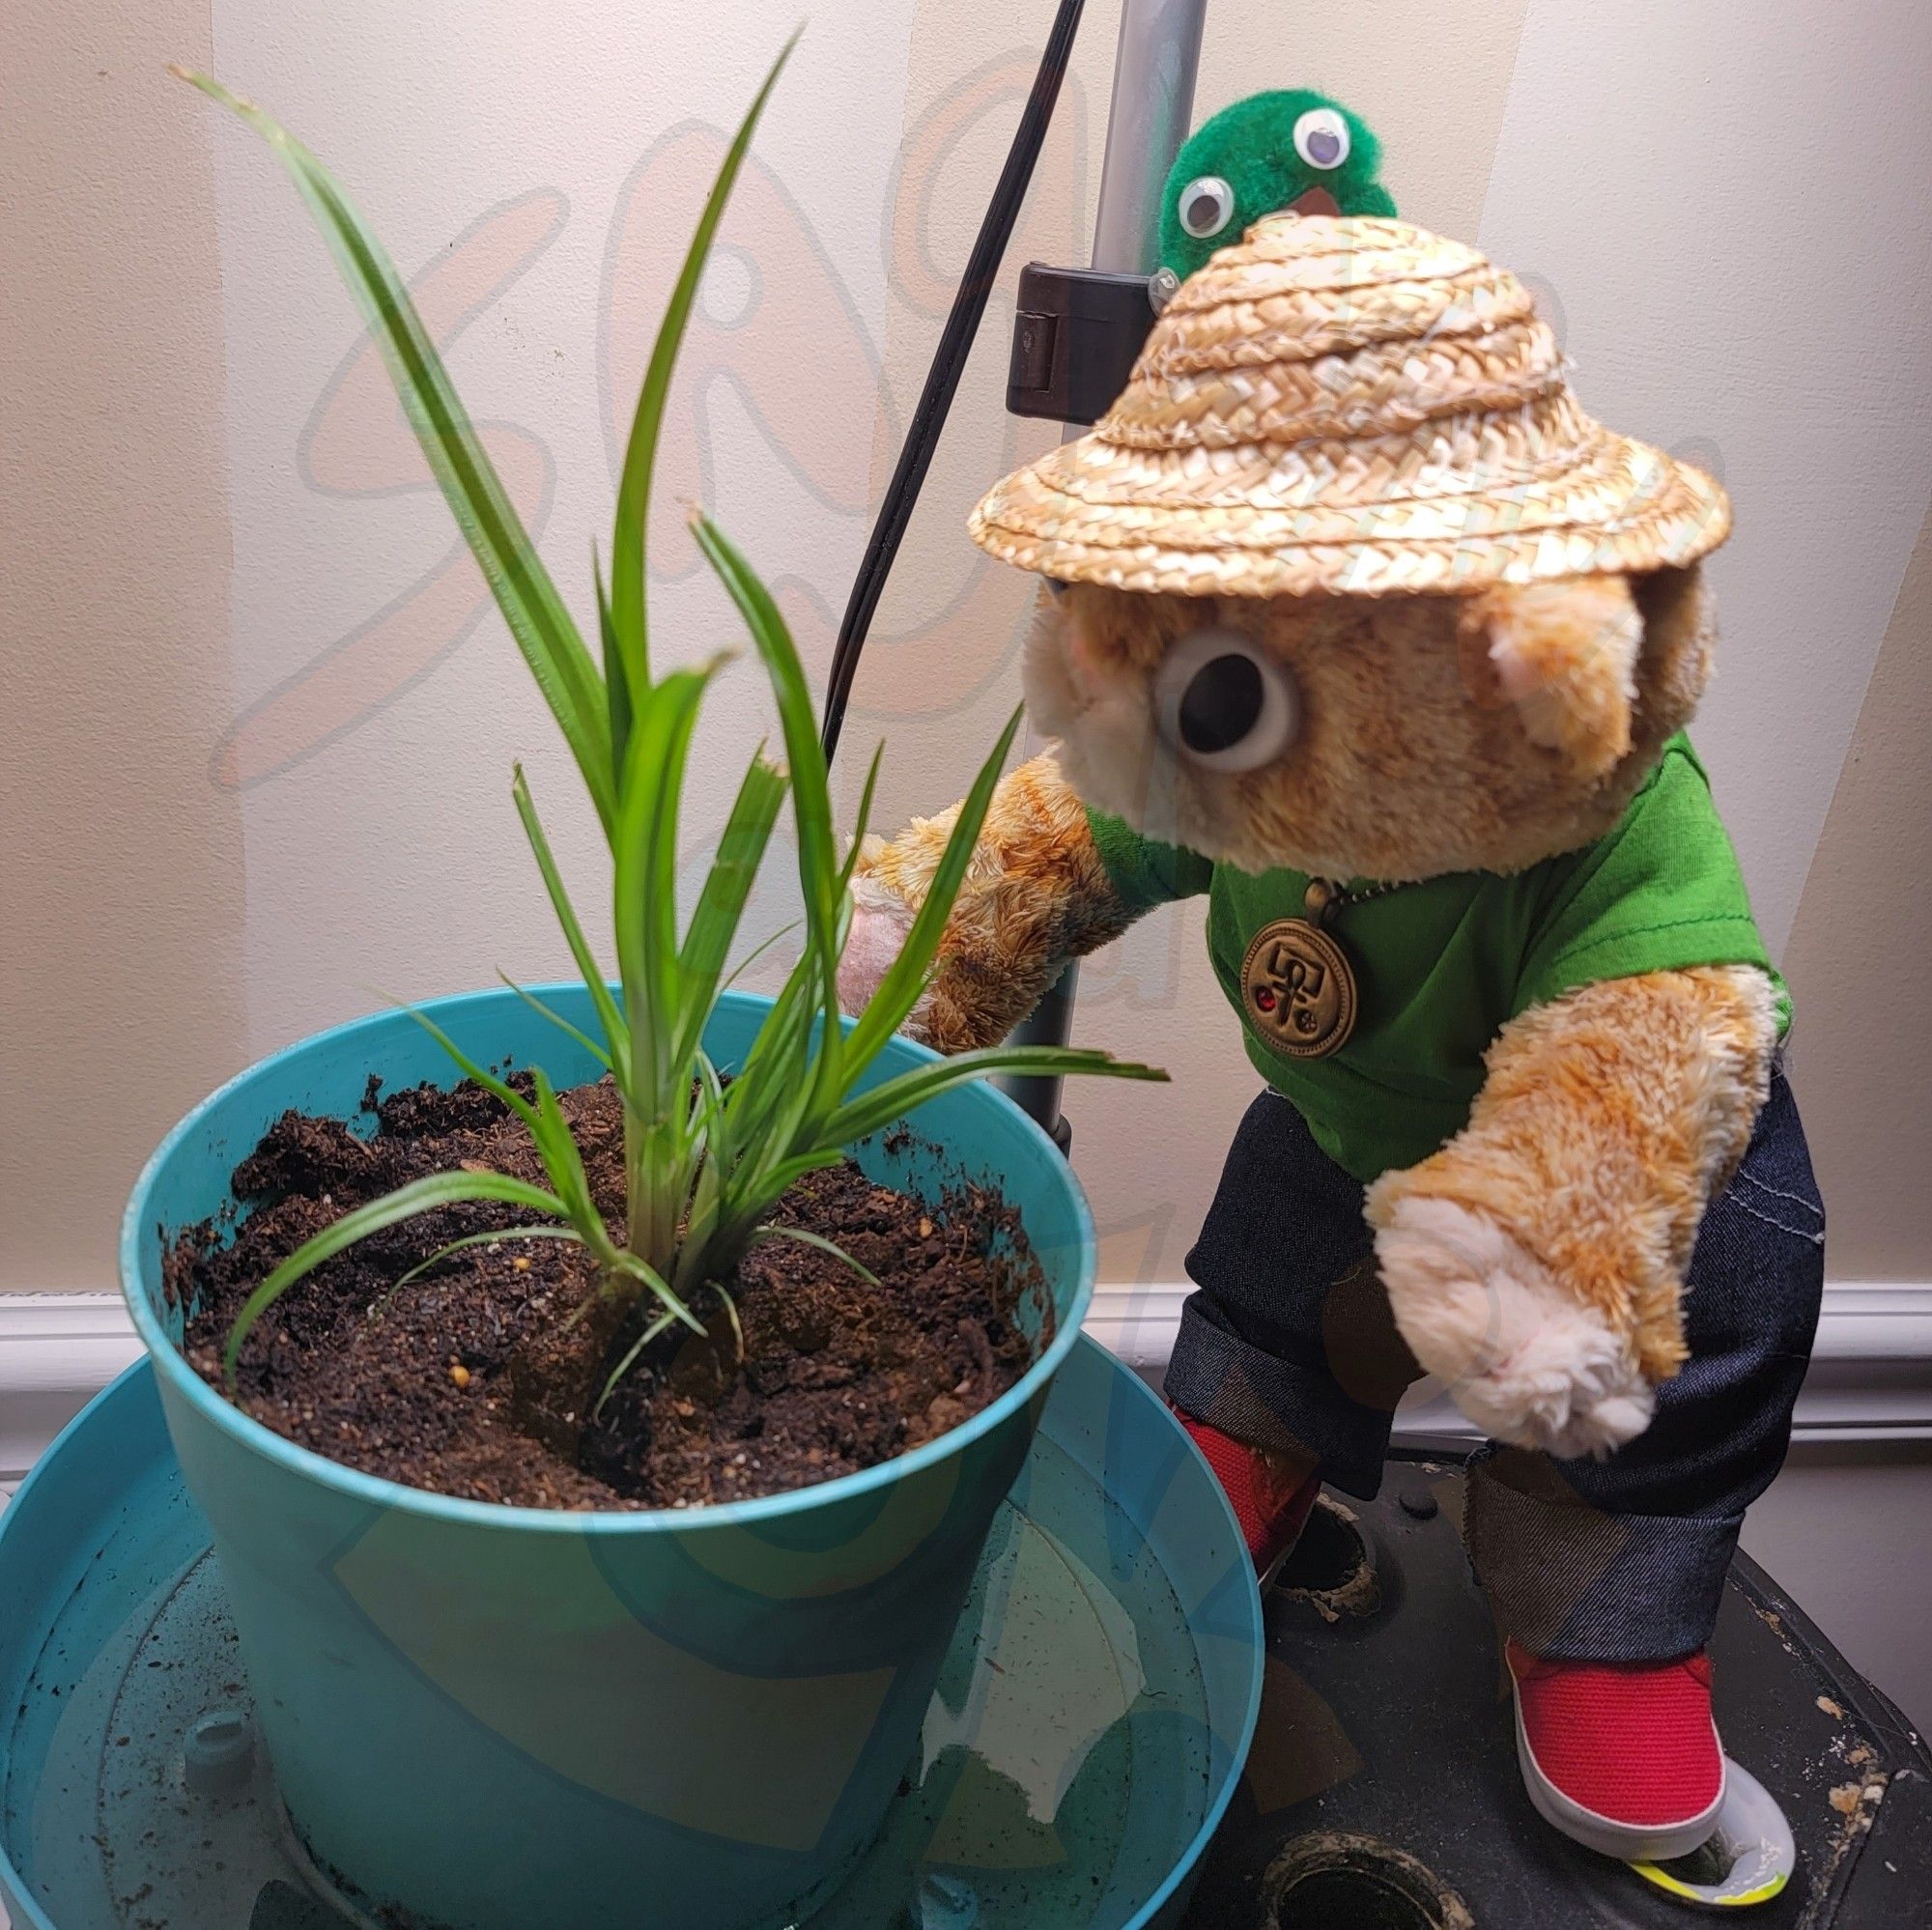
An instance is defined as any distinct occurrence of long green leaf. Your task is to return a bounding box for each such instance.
[692,1047,732,1153]
[838,740,887,893]
[224,1170,569,1382]
[528,1067,610,1250]
[822,1046,1168,1149]
[177,70,613,830]
[611,664,721,1111]
[708,1282,746,1369]
[689,511,845,1117]
[593,1305,683,1420]
[710,1146,845,1255]
[400,1005,540,1134]
[749,1223,879,1287]
[672,753,788,1072]
[377,1225,585,1309]
[731,940,815,1079]
[842,705,1024,1079]
[720,959,819,1160]
[496,971,611,1072]
[609,35,797,695]
[719,917,803,994]
[594,549,633,787]
[672,1052,736,1297]
[393,1007,611,1257]
[511,765,628,1074]
[689,515,839,934]
[610,1250,706,1336]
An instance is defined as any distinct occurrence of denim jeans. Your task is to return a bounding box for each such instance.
[1164,1065,1826,1661]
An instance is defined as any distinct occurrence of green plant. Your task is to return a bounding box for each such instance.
[178,45,1165,1396]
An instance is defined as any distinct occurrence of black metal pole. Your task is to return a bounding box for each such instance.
[819,0,1089,767]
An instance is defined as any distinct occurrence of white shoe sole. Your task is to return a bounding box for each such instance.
[1513,1689,1726,1863]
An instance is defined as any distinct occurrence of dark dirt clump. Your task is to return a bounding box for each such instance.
[168,1073,1047,1511]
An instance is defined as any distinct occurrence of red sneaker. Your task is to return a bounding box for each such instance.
[1506,1639,1726,1861]
[1172,1409,1321,1581]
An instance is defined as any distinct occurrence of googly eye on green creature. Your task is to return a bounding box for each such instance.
[1159,89,1397,283]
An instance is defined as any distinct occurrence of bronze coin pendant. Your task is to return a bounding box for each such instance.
[1240,917,1358,1060]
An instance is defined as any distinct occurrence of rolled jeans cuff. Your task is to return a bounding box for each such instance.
[1163,1291,1394,1501]
[1466,1448,1742,1661]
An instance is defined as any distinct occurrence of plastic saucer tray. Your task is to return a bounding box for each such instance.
[0,1334,1264,1930]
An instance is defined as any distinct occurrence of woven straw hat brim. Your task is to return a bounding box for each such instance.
[970,215,1731,599]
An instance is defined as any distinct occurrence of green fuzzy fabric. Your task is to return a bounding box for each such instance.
[1158,89,1398,281]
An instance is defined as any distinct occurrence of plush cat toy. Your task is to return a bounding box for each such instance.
[839,102,1825,1866]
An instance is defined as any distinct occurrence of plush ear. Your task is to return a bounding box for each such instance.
[1630,563,1717,755]
[1457,576,1642,781]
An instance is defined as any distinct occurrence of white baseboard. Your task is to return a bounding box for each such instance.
[4,1282,1930,1493]
[0,1294,146,1490]
[1087,1280,1932,1445]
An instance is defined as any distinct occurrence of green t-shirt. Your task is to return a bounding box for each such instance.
[1087,736,1785,1182]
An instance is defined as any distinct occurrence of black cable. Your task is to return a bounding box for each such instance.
[819,0,1087,765]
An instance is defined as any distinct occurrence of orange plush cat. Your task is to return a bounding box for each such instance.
[841,214,1824,1863]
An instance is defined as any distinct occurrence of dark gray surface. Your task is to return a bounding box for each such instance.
[1183,1454,1932,1928]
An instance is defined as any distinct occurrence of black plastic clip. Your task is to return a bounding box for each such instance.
[1007,263,1164,427]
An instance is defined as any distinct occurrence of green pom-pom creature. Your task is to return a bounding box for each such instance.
[1159,89,1397,280]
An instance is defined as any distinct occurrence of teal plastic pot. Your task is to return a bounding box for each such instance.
[121,986,1097,1930]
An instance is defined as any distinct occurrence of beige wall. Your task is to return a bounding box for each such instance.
[3,0,1929,1303]
[0,0,247,1290]
[1784,508,1932,1279]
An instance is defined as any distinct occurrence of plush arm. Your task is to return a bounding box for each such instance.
[838,752,1142,1052]
[1365,962,1779,1458]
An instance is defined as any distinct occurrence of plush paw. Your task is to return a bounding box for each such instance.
[837,875,922,1024]
[1374,1196,1654,1458]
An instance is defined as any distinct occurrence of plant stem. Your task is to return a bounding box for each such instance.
[623,1104,681,1285]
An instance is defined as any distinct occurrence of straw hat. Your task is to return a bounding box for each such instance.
[970,215,1730,598]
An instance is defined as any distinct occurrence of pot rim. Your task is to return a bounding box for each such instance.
[121,983,1096,1539]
